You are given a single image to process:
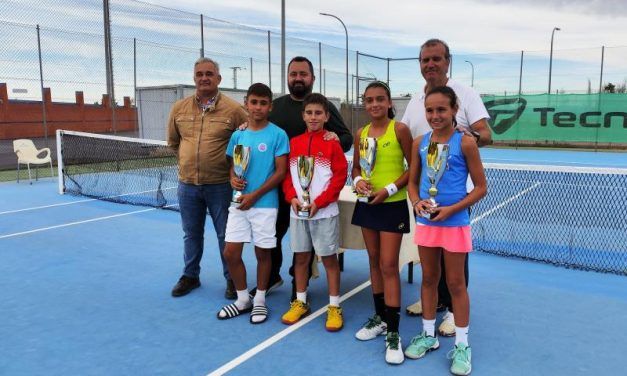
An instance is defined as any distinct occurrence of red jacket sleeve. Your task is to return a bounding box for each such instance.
[282,141,297,203]
[313,140,348,209]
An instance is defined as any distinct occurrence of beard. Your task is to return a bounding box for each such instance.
[288,80,313,99]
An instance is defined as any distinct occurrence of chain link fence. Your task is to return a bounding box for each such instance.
[1,0,627,181]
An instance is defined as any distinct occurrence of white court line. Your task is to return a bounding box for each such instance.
[206,183,540,375]
[0,187,177,216]
[0,198,100,215]
[470,182,541,224]
[0,204,176,240]
[207,280,371,376]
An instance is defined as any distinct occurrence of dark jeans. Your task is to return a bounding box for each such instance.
[270,197,289,281]
[177,181,231,280]
[437,253,469,314]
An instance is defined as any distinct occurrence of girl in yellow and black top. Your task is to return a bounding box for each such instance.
[351,81,413,365]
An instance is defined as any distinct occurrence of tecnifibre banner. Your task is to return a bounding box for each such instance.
[482,93,627,145]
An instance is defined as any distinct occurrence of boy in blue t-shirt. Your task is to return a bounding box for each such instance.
[217,83,289,324]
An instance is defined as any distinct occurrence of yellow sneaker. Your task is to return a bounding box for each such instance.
[325,305,343,332]
[281,300,310,325]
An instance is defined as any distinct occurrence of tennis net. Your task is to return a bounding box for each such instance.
[57,130,627,275]
[56,130,178,209]
[472,163,627,275]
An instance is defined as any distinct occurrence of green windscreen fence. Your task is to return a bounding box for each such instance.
[482,93,627,147]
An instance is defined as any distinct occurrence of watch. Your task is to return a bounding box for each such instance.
[470,130,481,143]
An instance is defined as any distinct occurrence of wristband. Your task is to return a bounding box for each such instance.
[385,183,398,197]
[352,176,364,188]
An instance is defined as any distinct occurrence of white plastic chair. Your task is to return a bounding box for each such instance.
[13,139,53,184]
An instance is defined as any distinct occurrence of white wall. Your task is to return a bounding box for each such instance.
[136,85,347,141]
[136,85,247,141]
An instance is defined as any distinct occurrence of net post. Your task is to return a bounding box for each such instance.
[56,129,64,194]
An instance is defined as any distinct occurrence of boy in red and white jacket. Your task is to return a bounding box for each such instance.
[281,93,348,332]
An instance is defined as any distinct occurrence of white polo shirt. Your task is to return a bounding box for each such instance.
[401,79,489,139]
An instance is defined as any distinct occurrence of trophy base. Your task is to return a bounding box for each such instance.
[231,191,242,205]
[297,210,310,218]
[421,200,438,220]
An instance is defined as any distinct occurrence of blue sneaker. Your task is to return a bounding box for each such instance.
[448,343,472,375]
[404,331,439,359]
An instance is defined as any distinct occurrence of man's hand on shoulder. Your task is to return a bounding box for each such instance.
[467,119,492,147]
[323,131,339,142]
[456,125,481,145]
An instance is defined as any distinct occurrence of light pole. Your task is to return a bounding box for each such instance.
[230,66,245,89]
[281,0,285,95]
[464,60,474,88]
[320,12,349,105]
[548,27,561,95]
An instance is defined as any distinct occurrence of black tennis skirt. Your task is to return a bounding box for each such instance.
[351,199,410,233]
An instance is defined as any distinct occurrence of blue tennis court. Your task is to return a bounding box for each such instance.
[1,147,626,375]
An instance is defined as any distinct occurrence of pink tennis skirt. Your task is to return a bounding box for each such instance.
[413,223,473,253]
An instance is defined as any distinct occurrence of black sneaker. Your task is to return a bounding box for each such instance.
[171,276,200,297]
[225,279,237,300]
[248,277,284,300]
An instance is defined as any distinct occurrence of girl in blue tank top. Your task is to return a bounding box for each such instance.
[405,86,487,374]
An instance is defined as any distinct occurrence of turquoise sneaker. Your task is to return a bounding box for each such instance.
[448,343,472,375]
[404,331,439,359]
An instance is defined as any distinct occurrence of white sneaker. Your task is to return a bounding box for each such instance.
[405,299,422,316]
[438,311,455,337]
[385,332,404,364]
[355,314,387,341]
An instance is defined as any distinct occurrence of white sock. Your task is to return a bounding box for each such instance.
[296,291,307,303]
[455,326,469,346]
[253,289,266,306]
[423,318,436,337]
[329,295,340,307]
[235,289,251,310]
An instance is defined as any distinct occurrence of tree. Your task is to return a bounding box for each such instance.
[604,82,616,93]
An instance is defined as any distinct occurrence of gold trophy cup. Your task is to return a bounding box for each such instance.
[423,142,450,219]
[357,137,377,202]
[231,144,251,204]
[297,156,315,218]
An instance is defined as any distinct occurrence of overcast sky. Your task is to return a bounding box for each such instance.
[1,0,625,101]
[148,0,627,56]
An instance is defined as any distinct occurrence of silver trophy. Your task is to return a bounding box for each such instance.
[357,137,377,202]
[231,144,251,204]
[423,142,450,219]
[297,156,315,218]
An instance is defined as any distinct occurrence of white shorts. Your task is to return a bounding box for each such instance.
[225,207,278,249]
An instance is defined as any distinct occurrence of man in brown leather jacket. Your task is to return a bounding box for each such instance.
[167,57,248,299]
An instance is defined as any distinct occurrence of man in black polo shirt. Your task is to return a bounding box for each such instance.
[251,56,352,301]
